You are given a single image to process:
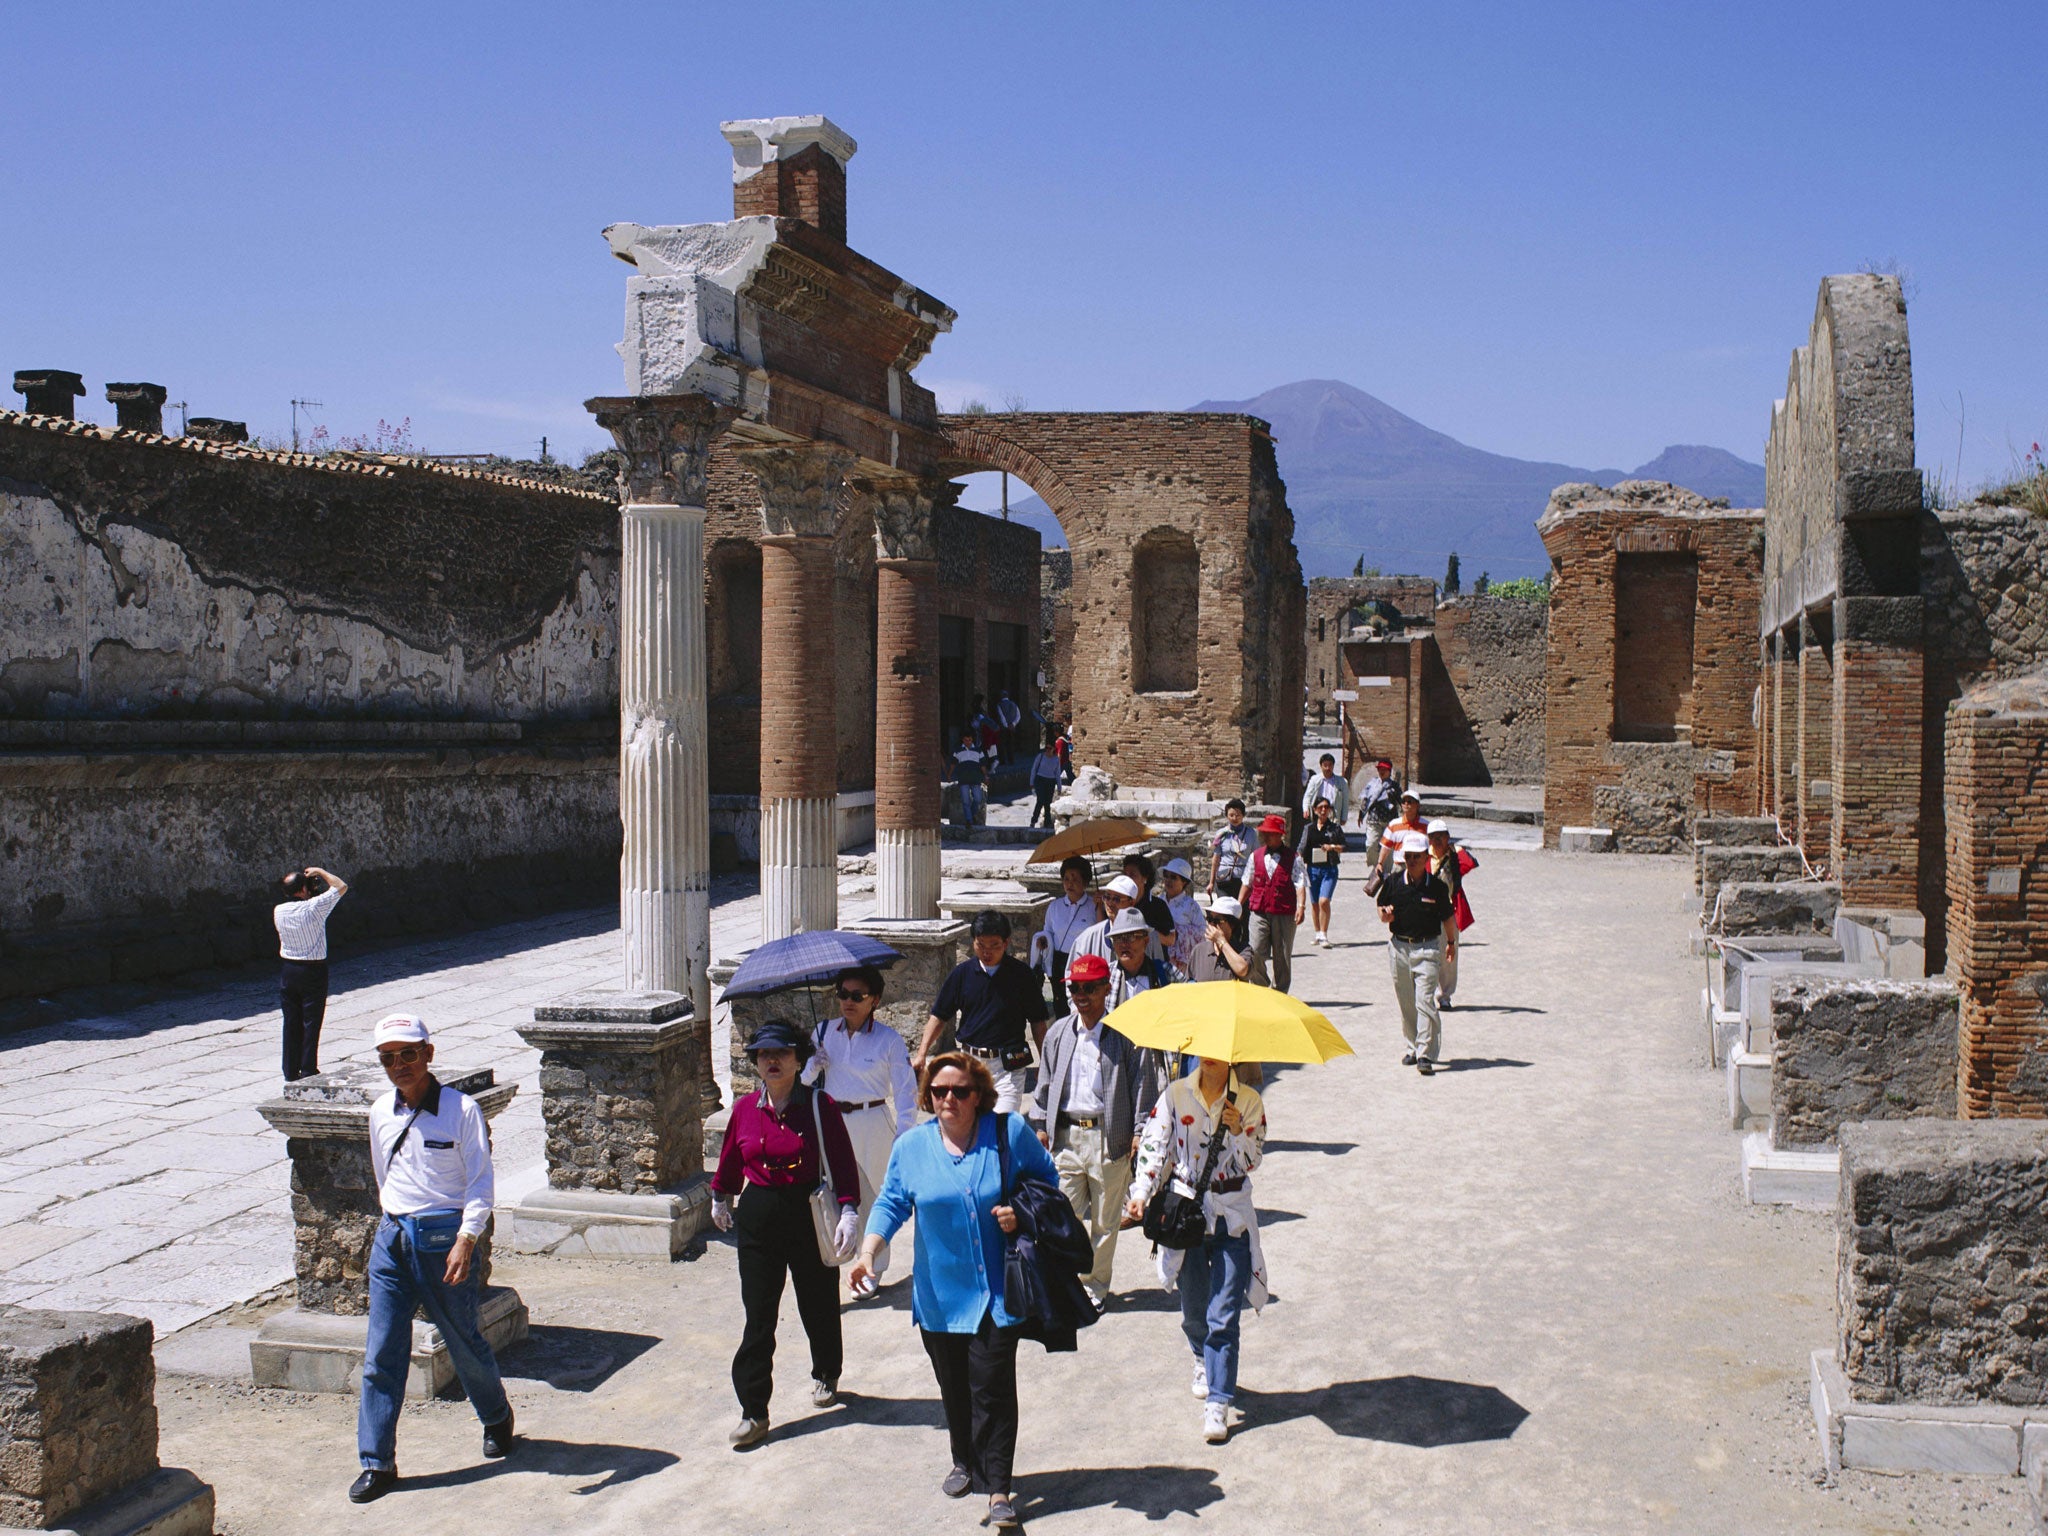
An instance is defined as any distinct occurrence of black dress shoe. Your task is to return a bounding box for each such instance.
[1400,1051,1417,1066]
[1417,1060,1435,1076]
[348,1469,397,1503]
[482,1409,516,1459]
[988,1495,1020,1527]
[942,1464,973,1498]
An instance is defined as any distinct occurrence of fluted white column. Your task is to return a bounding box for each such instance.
[875,826,942,918]
[761,793,840,938]
[619,500,707,998]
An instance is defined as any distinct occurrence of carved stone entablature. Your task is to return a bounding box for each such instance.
[744,444,856,538]
[865,474,959,562]
[747,246,835,327]
[586,395,736,506]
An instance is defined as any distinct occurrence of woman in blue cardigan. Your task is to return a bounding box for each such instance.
[850,1050,1057,1531]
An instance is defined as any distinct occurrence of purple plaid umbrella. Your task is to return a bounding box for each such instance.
[721,930,905,1000]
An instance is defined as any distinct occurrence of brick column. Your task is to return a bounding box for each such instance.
[869,475,949,918]
[1829,595,1922,908]
[1797,613,1833,863]
[1945,679,2048,1118]
[586,394,732,1113]
[744,445,853,941]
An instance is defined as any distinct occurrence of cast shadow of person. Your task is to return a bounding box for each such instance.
[398,1436,679,1496]
[1235,1374,1529,1448]
[1011,1463,1224,1523]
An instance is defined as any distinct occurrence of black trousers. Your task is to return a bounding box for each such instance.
[1029,775,1059,828]
[732,1184,843,1418]
[279,960,329,1081]
[921,1312,1021,1496]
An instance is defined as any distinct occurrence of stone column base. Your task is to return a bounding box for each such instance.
[504,1182,711,1259]
[1809,1348,2048,1481]
[0,1466,217,1536]
[248,1287,528,1397]
[875,825,942,919]
[761,793,840,939]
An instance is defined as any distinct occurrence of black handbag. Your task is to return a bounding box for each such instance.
[1142,1101,1230,1251]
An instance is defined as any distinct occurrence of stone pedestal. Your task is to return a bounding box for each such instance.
[748,445,851,941]
[870,476,950,919]
[937,883,1052,965]
[504,992,711,1259]
[250,1064,526,1395]
[589,395,733,1070]
[844,917,970,1058]
[0,1306,213,1536]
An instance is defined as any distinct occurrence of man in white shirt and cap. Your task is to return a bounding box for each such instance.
[350,1014,515,1503]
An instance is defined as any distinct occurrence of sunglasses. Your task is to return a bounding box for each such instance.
[835,989,872,1002]
[378,1045,426,1068]
[928,1083,978,1101]
[1070,980,1109,994]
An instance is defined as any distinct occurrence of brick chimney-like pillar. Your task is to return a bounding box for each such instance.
[13,370,84,419]
[744,444,854,940]
[867,475,953,919]
[720,116,856,245]
[106,382,168,435]
[186,417,248,444]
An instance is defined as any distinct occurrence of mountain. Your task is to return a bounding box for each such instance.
[952,380,1766,582]
[1189,380,1765,581]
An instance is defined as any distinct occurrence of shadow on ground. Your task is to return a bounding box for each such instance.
[500,1325,662,1393]
[1437,1057,1533,1073]
[1261,1139,1356,1157]
[397,1436,678,1495]
[1236,1375,1528,1446]
[1014,1463,1223,1522]
[763,1390,947,1443]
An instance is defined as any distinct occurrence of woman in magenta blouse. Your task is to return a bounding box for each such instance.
[710,1019,861,1448]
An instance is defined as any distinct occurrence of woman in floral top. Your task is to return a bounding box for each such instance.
[1124,1057,1267,1445]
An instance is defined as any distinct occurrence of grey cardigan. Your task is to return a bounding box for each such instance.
[1029,1010,1154,1155]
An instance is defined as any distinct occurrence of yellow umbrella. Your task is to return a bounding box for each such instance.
[1105,981,1354,1066]
[1028,817,1158,866]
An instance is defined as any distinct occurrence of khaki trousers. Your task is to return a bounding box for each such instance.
[1389,938,1444,1061]
[1246,910,1297,994]
[1052,1121,1132,1300]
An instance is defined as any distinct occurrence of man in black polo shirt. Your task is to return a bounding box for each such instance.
[917,910,1051,1111]
[1375,831,1457,1075]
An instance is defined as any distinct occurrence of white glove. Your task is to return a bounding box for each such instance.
[710,1197,733,1233]
[833,1208,860,1255]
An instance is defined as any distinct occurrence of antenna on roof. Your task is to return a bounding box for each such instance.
[290,397,321,450]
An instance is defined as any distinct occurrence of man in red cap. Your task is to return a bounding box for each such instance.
[1241,814,1306,994]
[1027,953,1154,1309]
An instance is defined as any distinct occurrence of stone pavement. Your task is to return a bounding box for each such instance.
[0,870,891,1334]
[139,848,2026,1532]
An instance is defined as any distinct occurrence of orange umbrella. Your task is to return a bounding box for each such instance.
[1028,817,1159,865]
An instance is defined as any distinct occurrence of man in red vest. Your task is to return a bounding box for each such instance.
[1241,814,1306,994]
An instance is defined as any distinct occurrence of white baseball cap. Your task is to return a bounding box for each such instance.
[373,1013,430,1047]
[1162,857,1193,881]
[1426,819,1450,835]
[1104,875,1142,900]
[1108,907,1153,936]
[1400,831,1430,856]
[1203,895,1243,919]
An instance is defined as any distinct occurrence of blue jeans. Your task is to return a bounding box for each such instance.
[1178,1216,1252,1404]
[358,1215,509,1470]
[957,783,985,827]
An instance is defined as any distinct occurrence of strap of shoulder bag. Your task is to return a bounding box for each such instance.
[996,1111,1013,1203]
[377,1106,425,1187]
[808,1085,837,1201]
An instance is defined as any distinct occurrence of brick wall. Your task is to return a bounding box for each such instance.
[1305,576,1435,728]
[1829,597,1923,908]
[1946,671,2048,1118]
[939,412,1304,803]
[1538,484,1762,849]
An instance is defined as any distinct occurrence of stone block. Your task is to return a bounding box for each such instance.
[1735,958,1880,1052]
[248,1285,527,1398]
[1770,977,1957,1148]
[1712,935,1845,1010]
[1811,1349,2036,1479]
[841,917,969,1057]
[0,1307,158,1529]
[936,883,1052,964]
[1694,816,1781,848]
[1557,826,1615,853]
[0,1466,214,1536]
[1838,1120,2048,1405]
[1699,844,1806,909]
[1726,1045,1771,1128]
[518,1001,703,1196]
[1714,880,1840,935]
[503,1185,711,1259]
[1741,1131,1839,1208]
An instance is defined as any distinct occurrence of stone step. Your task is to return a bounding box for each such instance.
[1740,1129,1838,1209]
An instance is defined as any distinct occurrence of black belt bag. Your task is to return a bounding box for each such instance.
[1143,1120,1229,1251]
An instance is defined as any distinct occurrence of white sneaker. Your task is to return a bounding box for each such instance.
[1191,1361,1208,1399]
[810,1378,838,1408]
[1203,1402,1230,1443]
[728,1415,769,1447]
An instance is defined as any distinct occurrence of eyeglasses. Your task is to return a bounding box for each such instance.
[377,1046,425,1068]
[1070,980,1109,994]
[928,1084,977,1101]
[835,989,871,1002]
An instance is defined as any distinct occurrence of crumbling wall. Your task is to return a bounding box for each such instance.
[1770,976,1959,1147]
[1538,482,1762,849]
[1305,575,1435,728]
[1428,596,1547,784]
[940,413,1304,802]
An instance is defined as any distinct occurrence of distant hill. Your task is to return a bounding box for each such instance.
[953,380,1765,581]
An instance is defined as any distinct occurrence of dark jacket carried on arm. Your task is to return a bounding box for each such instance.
[996,1113,1098,1351]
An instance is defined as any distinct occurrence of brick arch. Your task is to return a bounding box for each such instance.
[934,421,1091,541]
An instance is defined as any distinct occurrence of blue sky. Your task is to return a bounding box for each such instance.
[6,1,2043,491]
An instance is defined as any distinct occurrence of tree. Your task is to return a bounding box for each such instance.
[1443,552,1461,595]
[1352,555,1365,577]
[1473,571,1490,595]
